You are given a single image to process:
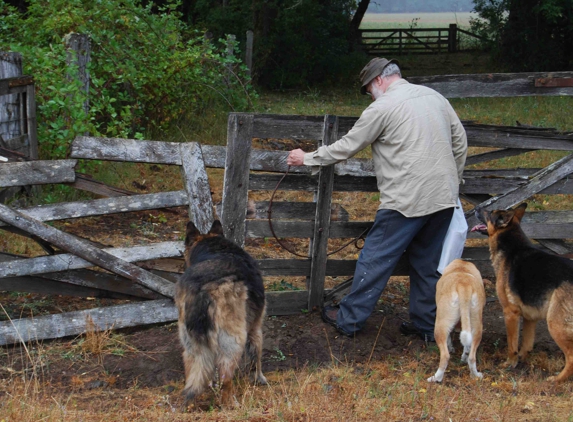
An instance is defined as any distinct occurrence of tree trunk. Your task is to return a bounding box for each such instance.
[349,0,370,48]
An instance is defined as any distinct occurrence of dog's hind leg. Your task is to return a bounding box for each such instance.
[182,344,216,403]
[466,317,483,379]
[247,323,268,386]
[217,331,245,407]
[518,318,537,362]
[427,322,454,383]
[546,295,573,382]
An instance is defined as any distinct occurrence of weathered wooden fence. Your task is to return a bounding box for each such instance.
[359,24,487,55]
[1,70,573,346]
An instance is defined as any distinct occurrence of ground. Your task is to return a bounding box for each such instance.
[0,283,560,408]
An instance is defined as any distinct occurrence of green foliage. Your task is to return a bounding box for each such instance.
[188,0,367,89]
[0,0,255,160]
[471,0,573,71]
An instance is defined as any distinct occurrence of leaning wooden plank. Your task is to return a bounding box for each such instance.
[179,142,214,234]
[465,148,533,166]
[466,126,573,150]
[0,299,177,346]
[0,160,76,187]
[308,115,337,310]
[70,173,136,197]
[221,113,253,247]
[406,71,573,98]
[0,204,176,298]
[465,153,573,227]
[0,275,144,300]
[0,241,184,279]
[0,253,164,299]
[0,191,188,227]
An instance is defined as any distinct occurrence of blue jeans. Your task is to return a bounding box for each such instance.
[336,207,454,335]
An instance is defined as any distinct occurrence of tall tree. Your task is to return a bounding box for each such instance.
[349,0,370,47]
[472,0,573,72]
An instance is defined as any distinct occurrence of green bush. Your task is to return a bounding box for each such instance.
[0,0,255,160]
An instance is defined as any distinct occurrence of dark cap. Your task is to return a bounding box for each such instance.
[359,57,399,95]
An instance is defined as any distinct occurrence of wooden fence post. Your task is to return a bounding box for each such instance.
[179,142,214,234]
[221,113,253,247]
[307,115,338,311]
[448,24,457,53]
[0,52,23,146]
[65,33,91,116]
[245,30,254,79]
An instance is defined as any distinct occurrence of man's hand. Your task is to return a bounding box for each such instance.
[287,148,305,166]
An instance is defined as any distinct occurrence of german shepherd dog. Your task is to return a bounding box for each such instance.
[175,220,267,406]
[428,259,486,383]
[474,203,573,382]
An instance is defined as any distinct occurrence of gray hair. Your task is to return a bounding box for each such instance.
[381,63,401,78]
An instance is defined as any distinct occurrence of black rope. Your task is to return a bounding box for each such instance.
[267,166,369,258]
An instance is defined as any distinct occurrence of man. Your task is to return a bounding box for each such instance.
[287,58,467,341]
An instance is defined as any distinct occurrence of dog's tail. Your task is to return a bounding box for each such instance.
[457,284,474,347]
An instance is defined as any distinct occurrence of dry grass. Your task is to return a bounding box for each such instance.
[2,344,573,421]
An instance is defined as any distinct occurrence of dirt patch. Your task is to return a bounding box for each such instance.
[0,289,560,400]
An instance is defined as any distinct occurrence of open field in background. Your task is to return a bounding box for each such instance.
[360,12,477,29]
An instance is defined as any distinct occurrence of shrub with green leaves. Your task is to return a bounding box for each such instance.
[0,0,255,160]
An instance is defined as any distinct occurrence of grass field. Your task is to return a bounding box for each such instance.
[360,12,477,29]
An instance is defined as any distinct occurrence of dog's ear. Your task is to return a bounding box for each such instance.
[493,210,514,228]
[185,221,201,246]
[209,220,225,237]
[513,203,527,222]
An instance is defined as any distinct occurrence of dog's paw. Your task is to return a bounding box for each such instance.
[427,373,444,383]
[501,359,518,369]
[472,371,483,379]
[255,374,268,386]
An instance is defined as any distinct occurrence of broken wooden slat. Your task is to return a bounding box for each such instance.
[221,113,253,247]
[0,203,176,298]
[406,71,573,98]
[465,148,534,166]
[0,241,184,278]
[0,191,188,226]
[70,173,136,197]
[308,115,337,310]
[179,142,214,234]
[0,160,76,187]
[0,299,177,346]
[466,153,573,227]
[0,253,163,299]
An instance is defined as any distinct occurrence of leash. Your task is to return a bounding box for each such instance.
[267,165,369,258]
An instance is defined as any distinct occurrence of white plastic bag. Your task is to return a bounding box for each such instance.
[437,199,468,274]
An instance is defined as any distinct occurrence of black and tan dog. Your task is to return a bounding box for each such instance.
[474,203,573,382]
[175,220,267,406]
[428,259,486,383]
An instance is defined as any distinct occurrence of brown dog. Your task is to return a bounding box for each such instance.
[474,203,573,382]
[427,259,486,382]
[175,220,267,407]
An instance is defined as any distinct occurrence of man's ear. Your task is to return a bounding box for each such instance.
[209,220,224,237]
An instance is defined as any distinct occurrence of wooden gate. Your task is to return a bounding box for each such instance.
[1,70,573,346]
